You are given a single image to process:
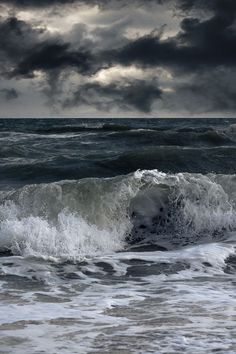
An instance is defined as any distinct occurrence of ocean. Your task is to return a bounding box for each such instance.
[1,118,236,353]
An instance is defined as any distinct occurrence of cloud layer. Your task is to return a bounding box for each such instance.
[0,0,235,117]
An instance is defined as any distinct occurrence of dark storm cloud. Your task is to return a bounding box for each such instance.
[1,0,79,7]
[0,17,44,63]
[114,3,236,71]
[1,0,236,115]
[0,17,95,79]
[0,88,18,101]
[1,0,164,8]
[3,1,235,75]
[12,43,94,78]
[177,0,236,15]
[63,79,162,113]
[3,0,236,13]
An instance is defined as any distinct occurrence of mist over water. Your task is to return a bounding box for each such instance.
[1,118,236,354]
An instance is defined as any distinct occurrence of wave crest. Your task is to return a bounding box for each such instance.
[0,170,236,258]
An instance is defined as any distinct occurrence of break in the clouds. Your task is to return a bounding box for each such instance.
[0,0,235,117]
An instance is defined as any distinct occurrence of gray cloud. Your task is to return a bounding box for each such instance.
[0,88,18,100]
[0,0,235,116]
[1,0,81,7]
[1,0,164,8]
[174,69,236,113]
[0,17,45,76]
[12,42,94,78]
[63,79,162,113]
[113,10,236,71]
[0,17,96,79]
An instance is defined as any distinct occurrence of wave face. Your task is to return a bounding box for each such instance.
[0,170,236,258]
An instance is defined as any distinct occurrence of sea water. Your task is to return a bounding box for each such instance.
[0,118,236,353]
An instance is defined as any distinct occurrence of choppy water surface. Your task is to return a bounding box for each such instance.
[1,118,236,353]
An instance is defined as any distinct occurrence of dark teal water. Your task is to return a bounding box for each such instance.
[0,118,235,188]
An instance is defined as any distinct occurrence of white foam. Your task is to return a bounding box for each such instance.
[102,242,236,279]
[0,211,127,259]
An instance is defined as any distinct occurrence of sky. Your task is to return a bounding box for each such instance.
[0,0,235,118]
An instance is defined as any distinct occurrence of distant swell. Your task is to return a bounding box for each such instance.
[0,170,236,259]
[35,123,132,134]
[110,128,234,146]
[101,147,236,175]
[27,123,235,146]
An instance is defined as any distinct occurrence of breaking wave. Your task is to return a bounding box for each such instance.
[0,170,236,259]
